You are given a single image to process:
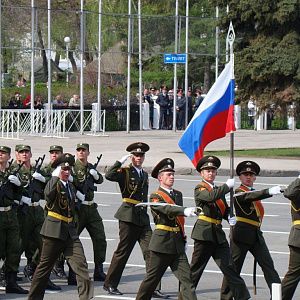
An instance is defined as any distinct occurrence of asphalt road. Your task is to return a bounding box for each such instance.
[2,174,299,300]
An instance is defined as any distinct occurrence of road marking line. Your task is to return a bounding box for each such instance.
[95,296,135,299]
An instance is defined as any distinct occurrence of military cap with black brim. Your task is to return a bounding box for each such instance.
[152,158,175,179]
[126,142,149,154]
[51,153,75,169]
[196,155,221,172]
[236,160,260,176]
[0,146,11,154]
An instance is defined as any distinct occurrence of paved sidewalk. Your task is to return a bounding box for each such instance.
[1,129,299,176]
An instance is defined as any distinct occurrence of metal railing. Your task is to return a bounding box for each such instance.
[0,108,106,139]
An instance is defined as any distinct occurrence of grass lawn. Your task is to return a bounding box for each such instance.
[204,148,300,158]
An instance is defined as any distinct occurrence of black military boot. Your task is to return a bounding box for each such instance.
[52,259,67,279]
[46,279,62,292]
[67,266,77,286]
[23,262,36,281]
[5,272,28,294]
[93,263,106,281]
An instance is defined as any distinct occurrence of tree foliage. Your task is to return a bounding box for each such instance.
[216,0,300,107]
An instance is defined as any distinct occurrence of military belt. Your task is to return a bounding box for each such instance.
[123,198,141,205]
[236,216,260,227]
[156,224,180,232]
[198,215,222,225]
[27,201,41,207]
[81,200,94,206]
[0,206,12,212]
[293,220,300,226]
[48,211,73,223]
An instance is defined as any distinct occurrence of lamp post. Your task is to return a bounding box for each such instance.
[64,36,70,86]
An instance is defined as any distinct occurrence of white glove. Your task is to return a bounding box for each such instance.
[184,207,197,217]
[21,196,31,205]
[76,190,85,202]
[268,185,282,195]
[298,174,300,179]
[52,166,61,177]
[68,174,74,182]
[89,169,99,180]
[118,154,131,165]
[8,175,21,186]
[32,172,46,183]
[226,178,235,189]
[228,216,237,226]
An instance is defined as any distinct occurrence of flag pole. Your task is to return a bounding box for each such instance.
[227,22,235,217]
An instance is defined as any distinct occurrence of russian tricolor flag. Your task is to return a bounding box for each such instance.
[178,61,236,167]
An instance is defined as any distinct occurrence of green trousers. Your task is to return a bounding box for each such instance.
[0,209,21,272]
[18,205,44,264]
[136,251,197,300]
[77,203,107,263]
[28,236,93,300]
[282,246,300,300]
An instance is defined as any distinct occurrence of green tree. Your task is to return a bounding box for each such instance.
[216,0,300,108]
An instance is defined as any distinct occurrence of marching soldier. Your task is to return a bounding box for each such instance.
[103,142,168,298]
[13,145,60,291]
[220,160,281,299]
[42,145,67,279]
[281,175,300,300]
[12,145,44,278]
[189,156,250,300]
[136,158,197,300]
[0,146,28,294]
[68,143,106,284]
[28,153,93,300]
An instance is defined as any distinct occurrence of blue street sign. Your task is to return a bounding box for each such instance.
[164,53,187,64]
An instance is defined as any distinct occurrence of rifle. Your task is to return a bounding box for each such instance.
[82,154,102,194]
[27,154,46,198]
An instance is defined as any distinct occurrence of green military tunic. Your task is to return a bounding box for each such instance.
[0,166,22,273]
[220,184,280,299]
[72,159,107,264]
[28,176,93,300]
[282,177,300,300]
[136,187,197,300]
[190,180,250,300]
[104,161,152,290]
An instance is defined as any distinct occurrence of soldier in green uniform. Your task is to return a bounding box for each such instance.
[68,143,106,283]
[28,153,93,300]
[12,145,45,278]
[13,145,60,291]
[190,155,250,300]
[220,160,281,299]
[0,146,28,294]
[103,142,168,298]
[281,175,300,300]
[136,158,198,300]
[42,145,67,279]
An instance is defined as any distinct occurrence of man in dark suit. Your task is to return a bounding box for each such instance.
[220,160,281,299]
[281,175,300,300]
[104,142,168,298]
[136,158,198,300]
[28,153,93,300]
[156,86,170,130]
[190,156,250,300]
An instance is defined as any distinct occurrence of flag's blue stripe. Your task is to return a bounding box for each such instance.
[178,79,234,161]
